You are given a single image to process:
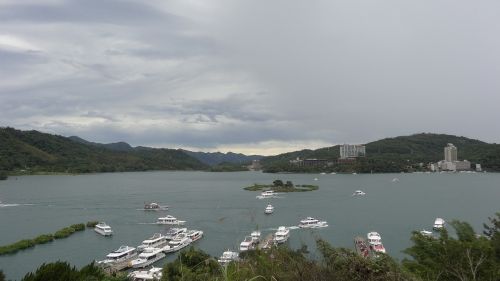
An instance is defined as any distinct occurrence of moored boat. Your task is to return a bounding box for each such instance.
[218,250,239,265]
[273,226,290,244]
[164,227,187,240]
[367,232,386,254]
[130,247,166,268]
[239,236,255,251]
[298,217,328,228]
[94,222,113,236]
[98,245,137,265]
[128,266,163,281]
[186,229,203,242]
[433,218,445,230]
[137,233,168,251]
[162,233,192,253]
[420,230,433,237]
[354,237,370,258]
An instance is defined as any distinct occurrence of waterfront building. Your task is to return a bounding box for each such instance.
[444,143,458,162]
[339,144,366,159]
[476,164,482,172]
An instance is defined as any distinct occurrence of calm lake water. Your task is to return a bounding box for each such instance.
[1,171,499,280]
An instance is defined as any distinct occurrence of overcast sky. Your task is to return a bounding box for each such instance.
[1,0,499,155]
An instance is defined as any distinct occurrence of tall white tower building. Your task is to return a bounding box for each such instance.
[444,143,458,162]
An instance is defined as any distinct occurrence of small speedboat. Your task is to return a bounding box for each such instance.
[352,190,366,196]
[218,250,239,265]
[265,204,274,214]
[156,215,186,225]
[128,266,163,281]
[420,230,433,237]
[250,230,261,243]
[144,202,168,211]
[256,190,276,199]
[273,226,290,244]
[298,217,328,228]
[433,218,445,230]
[94,222,113,236]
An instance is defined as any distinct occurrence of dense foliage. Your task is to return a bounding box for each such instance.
[182,150,263,166]
[209,162,250,172]
[244,180,319,192]
[0,127,207,174]
[20,262,127,281]
[261,133,500,173]
[0,171,7,180]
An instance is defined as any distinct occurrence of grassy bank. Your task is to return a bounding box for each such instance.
[0,223,88,255]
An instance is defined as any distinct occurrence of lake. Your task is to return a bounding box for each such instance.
[1,171,499,280]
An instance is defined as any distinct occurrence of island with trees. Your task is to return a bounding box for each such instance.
[244,180,318,192]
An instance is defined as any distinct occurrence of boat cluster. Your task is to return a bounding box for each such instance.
[94,203,204,280]
[419,217,446,237]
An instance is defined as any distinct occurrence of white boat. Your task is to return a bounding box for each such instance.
[367,232,386,254]
[128,266,163,281]
[298,217,328,228]
[94,222,113,236]
[218,250,239,265]
[273,226,290,244]
[239,236,255,251]
[163,233,192,253]
[156,215,186,225]
[137,233,168,251]
[352,190,366,196]
[256,190,276,199]
[251,230,261,243]
[130,247,166,268]
[420,230,433,237]
[313,178,318,181]
[392,178,400,182]
[433,218,445,230]
[265,204,274,214]
[164,227,187,240]
[98,245,137,265]
[186,229,203,242]
[320,172,326,175]
[144,202,168,211]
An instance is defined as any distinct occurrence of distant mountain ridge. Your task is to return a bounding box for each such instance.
[182,150,264,166]
[0,127,208,173]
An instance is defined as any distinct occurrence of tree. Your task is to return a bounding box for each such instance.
[272,180,284,187]
[0,270,5,281]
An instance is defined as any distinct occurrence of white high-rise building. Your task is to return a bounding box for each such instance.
[444,143,457,162]
[340,144,366,159]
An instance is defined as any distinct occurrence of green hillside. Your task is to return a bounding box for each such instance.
[0,127,208,174]
[261,133,500,173]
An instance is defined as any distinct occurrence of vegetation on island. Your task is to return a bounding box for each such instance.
[209,162,250,172]
[261,133,500,173]
[86,221,99,228]
[244,180,318,192]
[10,213,500,280]
[0,223,88,256]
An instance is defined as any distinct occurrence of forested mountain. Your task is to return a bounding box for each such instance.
[0,127,208,173]
[182,150,263,166]
[261,133,500,173]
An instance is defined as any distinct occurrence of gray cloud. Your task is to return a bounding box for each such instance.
[1,0,500,154]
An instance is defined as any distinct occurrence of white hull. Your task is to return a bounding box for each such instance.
[298,222,328,228]
[163,240,191,253]
[94,228,113,236]
[131,252,166,268]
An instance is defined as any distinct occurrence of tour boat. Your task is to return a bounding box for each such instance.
[137,233,168,251]
[218,250,239,265]
[98,245,137,265]
[354,237,370,258]
[186,229,203,242]
[156,215,186,225]
[130,247,166,268]
[265,204,274,214]
[94,222,113,236]
[367,232,386,254]
[352,190,366,196]
[239,236,255,251]
[162,233,192,253]
[433,218,445,230]
[128,266,163,281]
[273,226,290,244]
[164,227,187,240]
[144,202,168,211]
[251,230,261,243]
[298,217,328,228]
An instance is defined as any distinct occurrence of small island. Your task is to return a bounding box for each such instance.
[244,180,318,192]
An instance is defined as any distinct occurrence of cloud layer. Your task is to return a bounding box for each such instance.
[1,0,499,155]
